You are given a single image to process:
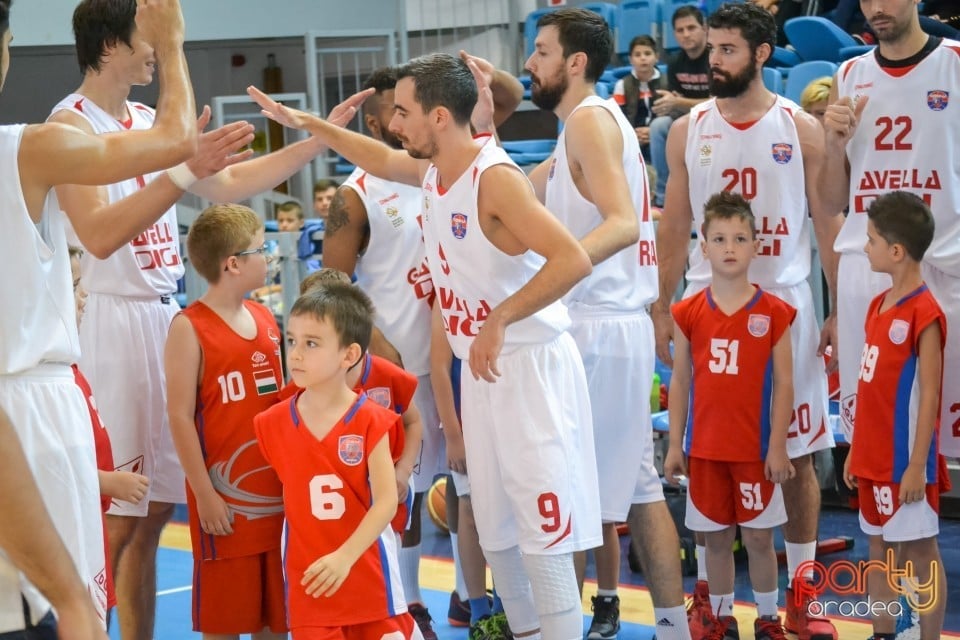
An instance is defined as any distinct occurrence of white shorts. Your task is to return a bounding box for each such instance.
[923,264,960,457]
[450,469,471,497]
[461,332,602,555]
[685,280,833,458]
[569,311,663,522]
[0,366,107,630]
[79,293,185,515]
[412,376,447,488]
[836,252,891,442]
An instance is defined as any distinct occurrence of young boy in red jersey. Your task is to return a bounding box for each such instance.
[164,204,287,639]
[255,284,415,639]
[842,191,947,640]
[278,268,424,531]
[69,246,150,618]
[664,192,796,640]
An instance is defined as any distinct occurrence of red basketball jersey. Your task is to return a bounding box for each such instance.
[180,300,285,560]
[672,287,796,461]
[73,364,114,511]
[849,285,946,483]
[254,393,407,629]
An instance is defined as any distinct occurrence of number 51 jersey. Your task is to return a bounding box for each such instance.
[254,393,406,629]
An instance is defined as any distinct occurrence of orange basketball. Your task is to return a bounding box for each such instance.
[426,476,449,534]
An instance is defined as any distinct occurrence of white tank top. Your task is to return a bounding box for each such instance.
[342,169,433,376]
[49,94,183,296]
[835,40,960,276]
[0,125,81,373]
[421,135,571,360]
[545,96,658,313]
[685,95,811,288]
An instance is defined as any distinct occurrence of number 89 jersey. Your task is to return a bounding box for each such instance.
[254,393,406,629]
[848,286,946,484]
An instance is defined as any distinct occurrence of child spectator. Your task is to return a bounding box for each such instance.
[613,35,663,162]
[664,192,795,640]
[165,204,287,639]
[277,200,306,232]
[843,191,947,640]
[313,178,340,220]
[799,76,832,124]
[255,285,414,639]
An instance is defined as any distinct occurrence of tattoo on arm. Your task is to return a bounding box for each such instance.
[325,190,350,237]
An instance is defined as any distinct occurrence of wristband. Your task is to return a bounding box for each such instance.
[166,162,198,191]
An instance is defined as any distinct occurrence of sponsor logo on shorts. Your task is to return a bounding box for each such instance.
[772,142,793,164]
[841,393,857,432]
[927,90,949,111]
[747,314,770,337]
[339,435,364,466]
[888,319,910,345]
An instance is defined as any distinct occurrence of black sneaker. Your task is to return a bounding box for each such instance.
[408,602,438,640]
[587,595,621,639]
[448,590,471,627]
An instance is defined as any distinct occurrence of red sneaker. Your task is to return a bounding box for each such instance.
[687,580,717,639]
[755,615,789,640]
[785,579,839,640]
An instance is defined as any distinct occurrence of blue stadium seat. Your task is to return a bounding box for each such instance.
[596,82,612,99]
[616,0,663,56]
[661,0,702,50]
[762,66,784,94]
[784,16,863,62]
[769,45,802,68]
[582,2,619,30]
[501,139,557,154]
[783,59,837,104]
[610,65,634,79]
[525,4,617,59]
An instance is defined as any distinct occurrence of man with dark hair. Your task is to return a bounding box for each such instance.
[0,0,197,635]
[657,3,840,639]
[249,51,600,640]
[522,8,692,640]
[649,5,710,207]
[47,3,368,638]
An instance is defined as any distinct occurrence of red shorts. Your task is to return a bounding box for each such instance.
[857,478,940,542]
[293,612,415,640]
[686,457,787,530]
[193,548,287,634]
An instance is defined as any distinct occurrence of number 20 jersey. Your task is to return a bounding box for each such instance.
[684,95,810,288]
[254,393,406,629]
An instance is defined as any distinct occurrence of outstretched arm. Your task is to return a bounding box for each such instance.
[248,86,425,187]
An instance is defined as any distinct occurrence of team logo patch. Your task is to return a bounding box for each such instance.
[251,351,267,365]
[367,386,392,409]
[338,435,364,466]
[771,143,793,164]
[699,144,712,167]
[747,314,770,337]
[889,319,910,345]
[451,213,468,239]
[927,90,949,111]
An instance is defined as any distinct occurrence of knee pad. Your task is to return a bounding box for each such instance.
[521,552,580,616]
[484,546,539,634]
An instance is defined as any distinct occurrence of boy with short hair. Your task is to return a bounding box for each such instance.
[612,34,663,161]
[165,203,287,639]
[664,191,796,640]
[842,191,947,640]
[276,200,305,232]
[255,285,414,639]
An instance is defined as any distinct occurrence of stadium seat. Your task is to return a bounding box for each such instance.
[596,82,612,99]
[610,65,634,79]
[582,2,619,30]
[784,16,864,62]
[783,59,837,104]
[525,3,617,59]
[768,45,802,68]
[615,0,662,57]
[502,139,556,166]
[762,66,784,94]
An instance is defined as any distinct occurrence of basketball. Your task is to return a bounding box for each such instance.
[426,476,449,534]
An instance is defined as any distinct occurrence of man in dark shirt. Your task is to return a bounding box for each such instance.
[649,5,710,207]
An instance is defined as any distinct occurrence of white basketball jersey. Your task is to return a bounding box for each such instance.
[421,135,571,361]
[685,95,810,288]
[0,125,81,373]
[545,96,658,313]
[342,169,433,376]
[835,40,960,276]
[49,94,183,296]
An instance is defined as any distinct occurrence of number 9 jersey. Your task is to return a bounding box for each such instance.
[254,393,407,630]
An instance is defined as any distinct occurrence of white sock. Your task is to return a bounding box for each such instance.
[710,593,734,618]
[399,543,423,605]
[654,605,693,640]
[696,545,708,581]
[754,588,779,618]
[785,541,817,583]
[450,532,469,599]
[596,588,618,598]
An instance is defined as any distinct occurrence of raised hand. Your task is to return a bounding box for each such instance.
[135,0,185,52]
[247,86,316,131]
[466,56,496,134]
[186,106,255,178]
[823,95,869,149]
[328,88,376,128]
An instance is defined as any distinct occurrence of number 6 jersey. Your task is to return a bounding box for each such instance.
[254,392,406,629]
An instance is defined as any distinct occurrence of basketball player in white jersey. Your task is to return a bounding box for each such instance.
[656,4,838,639]
[249,52,601,640]
[819,6,960,638]
[820,0,960,457]
[0,0,196,635]
[47,3,370,638]
[505,8,691,640]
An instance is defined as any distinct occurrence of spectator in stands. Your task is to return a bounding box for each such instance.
[829,0,959,40]
[799,76,831,123]
[276,200,305,232]
[313,178,339,219]
[613,35,663,163]
[649,6,710,208]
